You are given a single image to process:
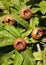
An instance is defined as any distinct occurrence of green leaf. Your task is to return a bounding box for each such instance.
[1,59,13,65]
[24,37,31,43]
[21,30,32,38]
[30,17,39,29]
[39,1,46,14]
[0,1,5,9]
[0,16,5,22]
[43,44,46,65]
[0,51,14,65]
[0,25,15,47]
[31,7,40,13]
[21,50,36,65]
[5,25,20,38]
[16,27,25,34]
[41,37,46,43]
[12,12,30,29]
[33,51,43,60]
[14,50,23,65]
[30,38,38,43]
[0,36,14,47]
[2,0,10,13]
[10,0,21,10]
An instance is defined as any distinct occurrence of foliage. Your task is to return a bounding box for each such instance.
[0,0,46,65]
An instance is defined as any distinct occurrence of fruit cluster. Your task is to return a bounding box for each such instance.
[0,0,46,65]
[2,7,43,51]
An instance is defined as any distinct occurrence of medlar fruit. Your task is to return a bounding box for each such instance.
[31,27,43,39]
[4,15,15,25]
[20,7,32,19]
[14,38,26,51]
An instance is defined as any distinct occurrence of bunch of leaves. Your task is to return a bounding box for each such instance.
[0,0,46,65]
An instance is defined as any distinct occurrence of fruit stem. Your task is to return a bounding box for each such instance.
[36,44,41,51]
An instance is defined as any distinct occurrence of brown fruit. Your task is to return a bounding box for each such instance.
[31,27,43,39]
[4,15,15,25]
[20,7,32,19]
[14,38,26,51]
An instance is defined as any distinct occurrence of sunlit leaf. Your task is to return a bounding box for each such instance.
[30,17,39,29]
[39,1,46,14]
[33,51,43,60]
[14,50,23,65]
[43,44,46,65]
[21,30,32,38]
[31,7,40,13]
[21,49,36,65]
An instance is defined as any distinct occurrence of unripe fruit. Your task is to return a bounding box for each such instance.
[14,38,26,51]
[20,7,32,19]
[4,15,15,25]
[31,27,43,39]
